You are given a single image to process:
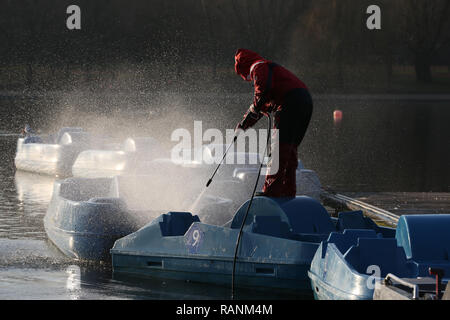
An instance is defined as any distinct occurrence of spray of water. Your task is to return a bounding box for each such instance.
[25,70,254,226]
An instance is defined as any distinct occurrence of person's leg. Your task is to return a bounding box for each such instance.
[262,143,298,197]
[283,144,298,197]
[283,89,313,145]
[262,142,289,197]
[262,89,313,197]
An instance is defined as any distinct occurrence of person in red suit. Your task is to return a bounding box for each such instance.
[234,49,313,198]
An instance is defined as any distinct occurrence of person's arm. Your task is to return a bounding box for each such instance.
[236,105,263,131]
[236,63,273,131]
[251,63,272,114]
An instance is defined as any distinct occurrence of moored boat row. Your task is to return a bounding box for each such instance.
[309,214,450,300]
[15,128,449,299]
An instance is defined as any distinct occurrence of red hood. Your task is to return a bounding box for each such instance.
[235,49,266,81]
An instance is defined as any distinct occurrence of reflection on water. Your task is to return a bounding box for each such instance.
[0,240,301,300]
[0,135,308,299]
[66,265,81,300]
[14,171,55,207]
[0,137,55,240]
[0,239,69,268]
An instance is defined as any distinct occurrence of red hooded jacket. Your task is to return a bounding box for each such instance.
[235,49,308,129]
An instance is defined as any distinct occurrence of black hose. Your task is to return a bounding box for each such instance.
[231,113,272,299]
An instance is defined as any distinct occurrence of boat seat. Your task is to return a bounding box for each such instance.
[289,233,329,243]
[59,178,112,201]
[278,196,336,234]
[159,212,200,237]
[251,216,291,239]
[59,132,91,146]
[55,127,84,144]
[327,229,378,254]
[344,238,408,277]
[250,216,330,243]
[43,134,57,144]
[88,197,127,212]
[396,215,450,262]
[231,197,335,240]
[24,136,43,144]
[337,211,379,232]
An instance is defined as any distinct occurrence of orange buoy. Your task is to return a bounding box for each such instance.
[333,110,343,124]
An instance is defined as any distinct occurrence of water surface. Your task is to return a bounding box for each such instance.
[0,94,449,299]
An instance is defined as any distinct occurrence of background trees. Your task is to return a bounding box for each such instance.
[0,0,449,90]
[400,0,450,83]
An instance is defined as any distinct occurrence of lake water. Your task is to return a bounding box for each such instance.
[0,134,307,300]
[0,93,449,299]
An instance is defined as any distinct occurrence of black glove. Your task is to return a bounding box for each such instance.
[235,122,244,131]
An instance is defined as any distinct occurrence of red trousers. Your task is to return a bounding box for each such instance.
[261,88,313,198]
[262,143,299,198]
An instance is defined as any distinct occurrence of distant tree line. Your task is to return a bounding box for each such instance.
[0,0,449,91]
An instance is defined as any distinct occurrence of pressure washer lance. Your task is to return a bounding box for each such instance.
[189,134,239,213]
[206,135,238,188]
[231,113,272,300]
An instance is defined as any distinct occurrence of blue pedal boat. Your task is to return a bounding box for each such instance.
[111,196,390,295]
[44,176,155,261]
[72,137,165,178]
[15,127,94,177]
[308,214,450,300]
